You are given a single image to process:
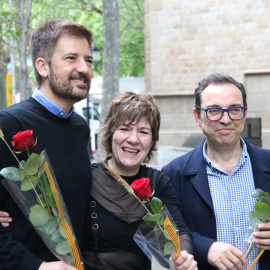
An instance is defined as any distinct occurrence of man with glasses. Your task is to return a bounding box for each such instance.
[162,73,270,270]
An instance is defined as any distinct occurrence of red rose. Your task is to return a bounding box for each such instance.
[11,130,35,151]
[130,177,152,200]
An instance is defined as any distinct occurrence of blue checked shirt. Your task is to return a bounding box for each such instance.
[203,138,260,270]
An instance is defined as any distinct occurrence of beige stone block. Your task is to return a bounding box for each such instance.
[247,93,265,112]
[245,74,270,94]
[150,0,163,11]
[144,0,150,13]
[184,61,194,67]
[160,113,196,130]
[151,77,164,92]
[151,65,162,75]
[243,17,253,23]
[144,26,150,38]
[257,22,269,28]
[144,52,150,63]
[262,135,270,149]
[261,114,270,128]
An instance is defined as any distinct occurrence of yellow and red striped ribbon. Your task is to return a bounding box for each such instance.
[164,216,181,258]
[44,162,84,270]
[247,249,265,270]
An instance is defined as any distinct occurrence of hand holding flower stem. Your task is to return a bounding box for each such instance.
[245,188,270,269]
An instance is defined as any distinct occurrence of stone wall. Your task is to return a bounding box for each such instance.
[144,0,270,149]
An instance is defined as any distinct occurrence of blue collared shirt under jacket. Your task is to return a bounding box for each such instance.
[32,89,74,118]
[203,138,259,270]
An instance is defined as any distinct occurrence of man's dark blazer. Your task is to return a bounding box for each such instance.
[162,138,270,270]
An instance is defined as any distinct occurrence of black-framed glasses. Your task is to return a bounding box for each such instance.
[197,106,247,121]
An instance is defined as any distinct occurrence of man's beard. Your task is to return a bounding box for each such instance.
[48,66,90,102]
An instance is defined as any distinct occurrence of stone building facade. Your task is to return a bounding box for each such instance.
[144,0,270,150]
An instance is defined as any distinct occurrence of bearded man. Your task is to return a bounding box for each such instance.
[0,20,93,270]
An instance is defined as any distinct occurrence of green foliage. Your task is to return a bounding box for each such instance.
[164,241,175,255]
[252,188,270,205]
[248,211,261,230]
[51,228,63,243]
[21,175,39,191]
[43,216,59,235]
[149,197,163,214]
[119,0,144,77]
[29,204,49,226]
[24,153,41,175]
[142,197,178,256]
[0,0,144,84]
[0,167,20,181]
[246,188,270,260]
[255,201,270,221]
[56,240,72,255]
[143,212,162,228]
[250,188,270,223]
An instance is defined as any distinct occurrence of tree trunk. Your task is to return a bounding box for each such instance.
[97,0,120,161]
[19,0,32,101]
[0,50,9,110]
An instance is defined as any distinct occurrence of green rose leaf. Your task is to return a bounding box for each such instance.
[142,213,161,228]
[255,201,270,220]
[35,225,45,233]
[164,241,175,255]
[0,167,21,181]
[40,174,53,197]
[24,153,41,175]
[266,192,270,203]
[149,197,163,214]
[20,170,26,181]
[36,194,46,207]
[58,221,67,239]
[21,175,39,191]
[252,188,270,205]
[29,204,49,226]
[55,240,71,255]
[47,197,57,208]
[19,160,26,181]
[39,154,45,168]
[51,229,63,243]
[43,216,58,235]
[38,165,46,178]
[66,255,74,266]
[249,211,261,230]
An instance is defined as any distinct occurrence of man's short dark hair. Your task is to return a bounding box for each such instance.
[194,73,247,113]
[31,19,93,86]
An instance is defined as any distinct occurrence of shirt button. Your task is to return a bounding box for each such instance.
[90,201,96,207]
[60,112,64,116]
[91,212,97,219]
